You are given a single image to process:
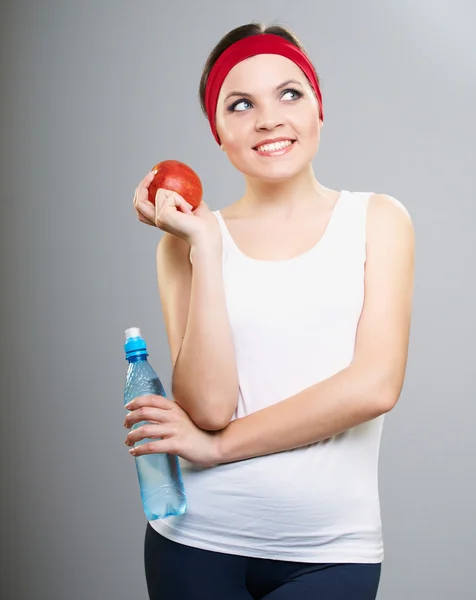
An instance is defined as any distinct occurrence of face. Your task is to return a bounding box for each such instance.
[215,53,322,182]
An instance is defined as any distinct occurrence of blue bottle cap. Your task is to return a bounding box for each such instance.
[124,327,148,359]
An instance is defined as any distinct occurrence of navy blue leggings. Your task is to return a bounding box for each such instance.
[144,524,382,600]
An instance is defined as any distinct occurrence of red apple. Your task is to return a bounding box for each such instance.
[148,160,203,210]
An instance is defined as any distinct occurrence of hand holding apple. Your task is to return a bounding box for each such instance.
[148,160,203,210]
[133,160,221,250]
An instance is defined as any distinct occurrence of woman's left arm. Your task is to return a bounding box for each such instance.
[215,193,415,463]
[125,194,415,467]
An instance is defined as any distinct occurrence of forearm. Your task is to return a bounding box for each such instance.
[172,243,239,430]
[216,362,395,463]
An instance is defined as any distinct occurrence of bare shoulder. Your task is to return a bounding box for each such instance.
[366,193,414,245]
[367,192,413,226]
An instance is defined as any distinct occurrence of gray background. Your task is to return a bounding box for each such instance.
[1,0,474,598]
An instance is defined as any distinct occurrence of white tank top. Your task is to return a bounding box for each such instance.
[151,190,385,563]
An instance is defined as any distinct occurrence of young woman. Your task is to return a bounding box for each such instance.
[126,22,415,600]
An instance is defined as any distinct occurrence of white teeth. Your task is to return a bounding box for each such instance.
[256,140,293,153]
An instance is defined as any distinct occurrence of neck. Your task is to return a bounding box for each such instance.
[240,165,335,218]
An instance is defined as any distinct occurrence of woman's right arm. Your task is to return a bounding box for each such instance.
[156,221,239,432]
[133,171,239,430]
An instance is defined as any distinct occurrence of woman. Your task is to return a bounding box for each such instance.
[126,22,415,600]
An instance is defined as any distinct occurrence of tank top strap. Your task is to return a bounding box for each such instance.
[213,209,239,262]
[323,191,373,261]
[213,210,233,243]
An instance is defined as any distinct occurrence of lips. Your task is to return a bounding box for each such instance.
[252,138,296,150]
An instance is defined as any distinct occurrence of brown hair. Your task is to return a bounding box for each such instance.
[198,22,322,118]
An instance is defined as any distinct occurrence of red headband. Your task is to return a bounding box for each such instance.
[204,33,324,145]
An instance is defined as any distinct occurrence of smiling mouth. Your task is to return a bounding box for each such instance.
[253,140,296,156]
[253,139,296,153]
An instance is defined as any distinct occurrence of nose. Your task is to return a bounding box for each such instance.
[255,104,284,132]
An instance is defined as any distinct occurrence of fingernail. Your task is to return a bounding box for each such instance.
[125,402,132,409]
[129,448,135,455]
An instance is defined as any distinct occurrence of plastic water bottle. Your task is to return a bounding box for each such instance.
[124,327,187,520]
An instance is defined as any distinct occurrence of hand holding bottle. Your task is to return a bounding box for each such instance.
[124,327,187,520]
[124,393,222,468]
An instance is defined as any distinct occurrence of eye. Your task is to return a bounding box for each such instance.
[226,88,303,113]
[228,99,252,113]
[281,88,303,101]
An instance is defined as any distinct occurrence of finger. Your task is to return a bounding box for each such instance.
[154,191,194,228]
[155,188,181,211]
[129,438,177,457]
[126,423,175,446]
[125,393,174,412]
[137,200,156,224]
[164,191,193,213]
[141,169,157,188]
[133,173,153,205]
[134,170,158,206]
[135,196,156,224]
[136,206,156,226]
[183,200,193,214]
[136,209,156,227]
[133,186,138,208]
[176,198,194,214]
[124,406,172,429]
[155,189,191,212]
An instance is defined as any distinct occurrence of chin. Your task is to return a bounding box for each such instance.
[252,170,301,183]
[228,160,292,181]
[250,160,313,183]
[230,145,318,182]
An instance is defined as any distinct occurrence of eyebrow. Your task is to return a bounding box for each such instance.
[223,79,304,102]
